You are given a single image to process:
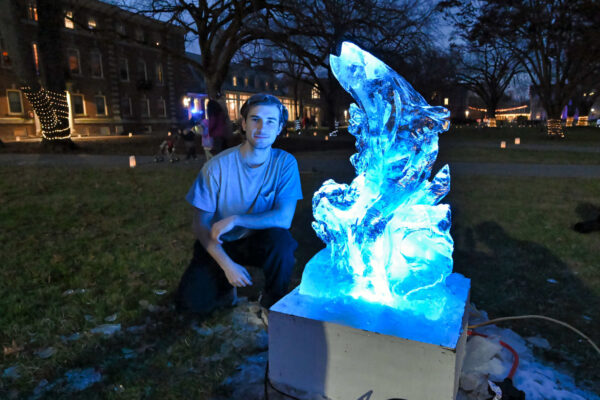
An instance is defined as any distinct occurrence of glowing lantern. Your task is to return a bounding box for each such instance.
[514,137,520,145]
[500,141,506,148]
[128,132,133,137]
[129,155,136,168]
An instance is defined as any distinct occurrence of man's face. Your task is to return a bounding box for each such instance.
[242,104,283,150]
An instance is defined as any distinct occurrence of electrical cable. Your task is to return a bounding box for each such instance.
[468,315,600,355]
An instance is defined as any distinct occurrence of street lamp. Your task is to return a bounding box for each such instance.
[465,110,469,118]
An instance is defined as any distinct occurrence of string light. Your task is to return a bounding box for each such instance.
[547,119,564,138]
[468,105,528,113]
[21,86,71,140]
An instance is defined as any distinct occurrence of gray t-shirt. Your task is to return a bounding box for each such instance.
[186,144,303,241]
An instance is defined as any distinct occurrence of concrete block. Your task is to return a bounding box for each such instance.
[269,285,469,400]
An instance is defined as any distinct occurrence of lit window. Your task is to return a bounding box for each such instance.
[274,84,278,91]
[88,17,97,30]
[244,77,248,86]
[119,58,129,81]
[7,90,24,114]
[65,10,74,29]
[157,98,166,117]
[232,76,237,86]
[265,81,269,89]
[31,43,39,75]
[70,94,85,115]
[27,1,38,21]
[444,97,449,105]
[156,63,163,84]
[67,48,80,74]
[95,95,107,115]
[141,98,150,117]
[311,85,320,99]
[138,60,147,80]
[90,51,103,78]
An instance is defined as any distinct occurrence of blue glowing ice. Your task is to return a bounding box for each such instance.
[299,42,467,321]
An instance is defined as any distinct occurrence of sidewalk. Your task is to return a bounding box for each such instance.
[2,151,600,178]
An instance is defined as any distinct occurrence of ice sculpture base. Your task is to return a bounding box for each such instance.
[268,284,470,400]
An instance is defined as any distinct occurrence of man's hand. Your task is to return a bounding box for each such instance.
[211,215,238,243]
[223,262,253,287]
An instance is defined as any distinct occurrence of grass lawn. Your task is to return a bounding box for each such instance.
[1,149,600,397]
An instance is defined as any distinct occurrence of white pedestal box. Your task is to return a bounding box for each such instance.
[268,279,470,400]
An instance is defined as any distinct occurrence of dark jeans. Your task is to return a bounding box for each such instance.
[175,228,298,314]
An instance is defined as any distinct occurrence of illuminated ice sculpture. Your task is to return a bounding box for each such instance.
[299,42,466,322]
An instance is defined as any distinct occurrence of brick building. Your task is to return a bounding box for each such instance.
[0,0,187,140]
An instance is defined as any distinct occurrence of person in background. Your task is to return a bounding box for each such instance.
[182,120,197,161]
[207,99,230,155]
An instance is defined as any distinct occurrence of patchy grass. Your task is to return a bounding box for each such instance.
[439,146,600,164]
[443,125,600,144]
[1,159,600,397]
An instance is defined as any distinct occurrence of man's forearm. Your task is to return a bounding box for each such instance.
[194,219,234,271]
[235,208,291,230]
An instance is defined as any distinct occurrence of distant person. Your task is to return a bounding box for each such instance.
[182,121,197,161]
[175,93,302,317]
[196,116,212,161]
[207,99,231,155]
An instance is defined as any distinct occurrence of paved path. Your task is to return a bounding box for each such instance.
[2,152,600,178]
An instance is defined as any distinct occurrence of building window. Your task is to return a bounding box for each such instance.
[232,76,237,86]
[115,22,126,36]
[71,94,85,115]
[67,48,80,75]
[244,77,248,87]
[157,98,166,117]
[274,83,278,91]
[135,28,145,43]
[7,90,24,114]
[121,97,132,117]
[95,95,107,116]
[141,98,150,117]
[444,97,449,106]
[119,58,129,81]
[64,10,74,29]
[265,81,269,90]
[311,85,320,99]
[31,43,40,75]
[88,17,97,30]
[90,51,103,78]
[138,59,147,80]
[155,63,163,85]
[27,1,38,21]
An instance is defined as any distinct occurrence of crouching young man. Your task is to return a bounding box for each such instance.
[175,94,302,315]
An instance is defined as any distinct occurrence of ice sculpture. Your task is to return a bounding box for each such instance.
[299,42,465,321]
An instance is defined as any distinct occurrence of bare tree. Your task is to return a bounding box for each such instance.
[260,0,437,129]
[456,43,521,126]
[467,0,600,137]
[120,0,289,99]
